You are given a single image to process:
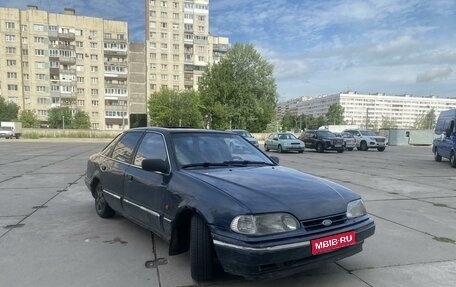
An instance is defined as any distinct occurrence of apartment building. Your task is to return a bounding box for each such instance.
[279,92,456,129]
[145,0,229,97]
[0,6,128,130]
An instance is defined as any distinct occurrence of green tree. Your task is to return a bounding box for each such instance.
[148,88,203,128]
[72,110,91,129]
[19,110,39,128]
[48,107,73,129]
[199,43,277,132]
[414,109,436,129]
[0,97,19,121]
[326,104,345,125]
[380,116,397,129]
[281,112,295,131]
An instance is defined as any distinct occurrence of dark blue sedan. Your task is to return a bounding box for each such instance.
[85,128,375,281]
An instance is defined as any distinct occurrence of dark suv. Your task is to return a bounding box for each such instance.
[299,130,345,153]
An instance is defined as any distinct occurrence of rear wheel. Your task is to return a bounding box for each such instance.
[450,152,456,168]
[434,149,442,162]
[264,144,270,152]
[278,145,283,153]
[360,141,368,151]
[337,149,344,153]
[94,182,115,218]
[298,150,304,153]
[316,143,324,153]
[190,214,216,281]
[347,147,354,151]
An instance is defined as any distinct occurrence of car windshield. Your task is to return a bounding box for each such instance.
[341,133,354,138]
[318,130,336,137]
[278,133,297,140]
[0,127,13,131]
[172,132,273,168]
[360,130,378,136]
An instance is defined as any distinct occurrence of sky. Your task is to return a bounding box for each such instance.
[1,0,455,101]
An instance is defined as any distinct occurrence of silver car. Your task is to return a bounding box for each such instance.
[336,132,356,151]
[0,127,14,139]
[226,129,259,148]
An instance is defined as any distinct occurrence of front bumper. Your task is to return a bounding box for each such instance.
[283,145,305,151]
[212,218,375,279]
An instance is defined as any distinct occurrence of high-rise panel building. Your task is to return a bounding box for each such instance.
[145,0,228,97]
[0,6,128,130]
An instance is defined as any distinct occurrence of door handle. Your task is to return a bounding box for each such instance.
[126,174,134,181]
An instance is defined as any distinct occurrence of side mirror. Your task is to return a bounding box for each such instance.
[270,156,279,165]
[142,159,170,174]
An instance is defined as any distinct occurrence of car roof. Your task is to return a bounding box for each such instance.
[126,127,232,135]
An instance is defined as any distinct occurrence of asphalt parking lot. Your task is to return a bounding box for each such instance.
[0,140,455,287]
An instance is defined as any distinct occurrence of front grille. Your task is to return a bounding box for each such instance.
[291,143,301,145]
[301,213,347,231]
[375,137,385,142]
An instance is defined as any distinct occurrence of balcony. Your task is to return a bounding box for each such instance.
[58,32,75,41]
[59,57,76,65]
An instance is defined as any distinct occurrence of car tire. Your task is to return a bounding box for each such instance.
[298,150,304,153]
[434,149,442,162]
[450,152,456,168]
[377,147,385,152]
[94,182,115,218]
[347,147,354,151]
[337,149,344,153]
[264,144,269,152]
[360,141,368,151]
[316,143,324,153]
[278,145,283,153]
[190,214,216,281]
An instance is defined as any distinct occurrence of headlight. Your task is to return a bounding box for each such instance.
[230,213,299,235]
[346,199,367,219]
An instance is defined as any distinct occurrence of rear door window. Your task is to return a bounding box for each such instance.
[111,131,143,163]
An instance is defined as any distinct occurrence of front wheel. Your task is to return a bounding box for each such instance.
[337,149,344,153]
[360,141,368,151]
[347,147,354,151]
[278,145,283,153]
[434,149,442,162]
[377,147,385,152]
[316,143,324,153]
[450,152,456,168]
[94,182,115,218]
[190,214,216,281]
[264,144,270,152]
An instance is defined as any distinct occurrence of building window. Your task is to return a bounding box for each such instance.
[8,84,18,91]
[77,76,84,82]
[5,22,15,29]
[173,34,179,40]
[91,66,98,72]
[173,54,179,61]
[198,56,204,61]
[161,33,168,39]
[23,74,30,80]
[77,100,85,106]
[173,44,179,50]
[36,86,47,92]
[36,62,46,69]
[173,64,179,71]
[161,22,168,29]
[91,77,98,84]
[161,1,167,7]
[7,72,17,79]
[22,37,28,44]
[150,84,157,90]
[150,10,156,17]
[90,42,98,49]
[161,74,168,80]
[24,86,30,92]
[173,2,178,8]
[161,12,167,18]
[49,25,57,31]
[90,54,98,61]
[89,30,97,37]
[173,75,179,81]
[173,13,179,19]
[161,64,168,69]
[92,100,99,106]
[91,89,99,96]
[34,36,45,43]
[173,23,179,30]
[22,49,29,55]
[33,24,45,31]
[5,35,16,42]
[76,53,84,59]
[76,41,83,47]
[6,47,16,54]
[38,98,49,104]
[150,42,156,49]
[161,53,168,60]
[150,53,156,59]
[36,74,46,80]
[161,43,168,49]
[35,49,45,56]
[77,88,85,94]
[104,33,111,39]
[150,0,155,6]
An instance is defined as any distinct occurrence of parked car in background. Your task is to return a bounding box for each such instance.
[0,122,22,139]
[0,127,15,139]
[432,109,456,167]
[85,128,375,281]
[264,132,305,153]
[335,132,356,151]
[299,130,345,153]
[343,129,387,152]
[226,129,259,148]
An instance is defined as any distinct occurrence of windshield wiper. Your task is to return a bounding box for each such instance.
[181,162,230,169]
[223,160,275,166]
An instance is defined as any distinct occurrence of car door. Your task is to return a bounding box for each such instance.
[440,120,455,158]
[99,131,143,212]
[303,131,315,148]
[123,132,171,236]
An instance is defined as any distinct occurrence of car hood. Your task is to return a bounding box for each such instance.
[183,166,357,220]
